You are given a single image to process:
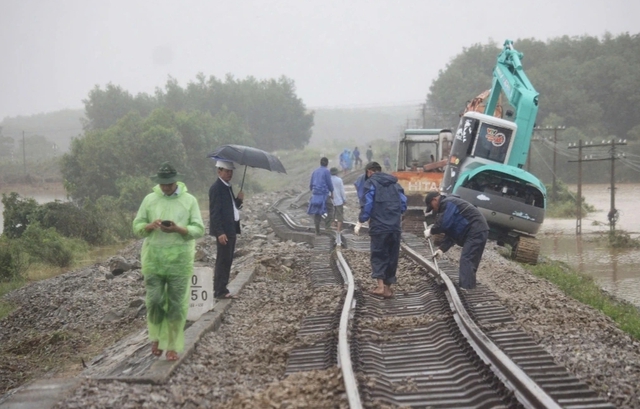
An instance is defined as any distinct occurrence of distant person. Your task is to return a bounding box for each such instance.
[307,157,334,235]
[383,153,391,172]
[209,159,245,299]
[340,149,352,174]
[133,162,205,361]
[330,167,347,233]
[424,191,489,290]
[352,147,362,169]
[345,149,353,171]
[339,149,348,173]
[355,161,407,298]
[366,145,373,163]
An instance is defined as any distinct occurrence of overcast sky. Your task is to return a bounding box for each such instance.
[1,0,638,120]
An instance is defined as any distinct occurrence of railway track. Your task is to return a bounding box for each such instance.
[267,179,614,409]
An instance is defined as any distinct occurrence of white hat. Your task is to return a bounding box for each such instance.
[216,160,236,170]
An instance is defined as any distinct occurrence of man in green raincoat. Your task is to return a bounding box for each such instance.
[133,162,205,361]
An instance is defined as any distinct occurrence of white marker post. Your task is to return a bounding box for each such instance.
[187,266,213,321]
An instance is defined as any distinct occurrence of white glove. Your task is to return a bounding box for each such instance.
[424,229,432,240]
[432,249,443,260]
[354,222,362,235]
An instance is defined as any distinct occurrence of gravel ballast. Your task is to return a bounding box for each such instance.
[1,189,639,408]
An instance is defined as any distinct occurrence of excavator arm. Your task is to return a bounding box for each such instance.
[485,40,539,169]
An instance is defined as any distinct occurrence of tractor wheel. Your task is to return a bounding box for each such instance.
[512,236,540,265]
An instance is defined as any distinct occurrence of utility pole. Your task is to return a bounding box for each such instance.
[527,134,543,173]
[609,139,617,232]
[576,140,582,234]
[533,126,565,202]
[22,131,26,175]
[553,128,557,202]
[569,138,627,233]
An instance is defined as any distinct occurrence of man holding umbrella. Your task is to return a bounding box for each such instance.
[209,159,245,299]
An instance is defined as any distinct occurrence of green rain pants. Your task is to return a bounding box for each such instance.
[145,271,191,353]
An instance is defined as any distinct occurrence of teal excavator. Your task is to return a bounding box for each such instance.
[440,40,546,264]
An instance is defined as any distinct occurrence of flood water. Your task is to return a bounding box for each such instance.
[540,184,640,307]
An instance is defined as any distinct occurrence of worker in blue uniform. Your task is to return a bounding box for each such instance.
[355,161,407,298]
[424,191,489,290]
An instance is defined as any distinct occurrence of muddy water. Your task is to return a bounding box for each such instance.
[540,184,640,307]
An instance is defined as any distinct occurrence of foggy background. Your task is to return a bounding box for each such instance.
[1,0,638,120]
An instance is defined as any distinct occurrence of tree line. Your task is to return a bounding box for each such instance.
[83,74,313,151]
[61,74,313,204]
[426,32,640,184]
[428,33,640,141]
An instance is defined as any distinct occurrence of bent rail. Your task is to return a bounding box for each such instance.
[401,241,561,409]
[335,250,362,409]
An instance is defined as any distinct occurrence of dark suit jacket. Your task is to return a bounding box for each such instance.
[209,178,243,238]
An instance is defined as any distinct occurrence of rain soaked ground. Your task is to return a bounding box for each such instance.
[540,183,640,307]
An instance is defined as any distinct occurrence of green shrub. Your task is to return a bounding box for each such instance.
[31,201,105,245]
[115,175,154,212]
[18,223,87,267]
[0,238,28,281]
[545,180,595,218]
[1,193,117,245]
[607,230,640,249]
[546,200,582,218]
[93,196,135,241]
[1,192,38,239]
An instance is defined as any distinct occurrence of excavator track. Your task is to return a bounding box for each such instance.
[512,235,540,264]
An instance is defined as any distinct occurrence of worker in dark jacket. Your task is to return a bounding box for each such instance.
[424,191,489,289]
[355,161,407,298]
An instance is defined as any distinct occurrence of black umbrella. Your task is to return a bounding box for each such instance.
[208,144,287,190]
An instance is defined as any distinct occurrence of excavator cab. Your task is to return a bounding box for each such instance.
[393,129,452,232]
[442,112,546,264]
[394,129,452,209]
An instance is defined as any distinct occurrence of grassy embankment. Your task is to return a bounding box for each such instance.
[525,260,640,340]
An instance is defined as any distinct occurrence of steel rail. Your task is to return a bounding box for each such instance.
[272,195,363,407]
[401,241,561,409]
[335,249,363,409]
[274,193,609,408]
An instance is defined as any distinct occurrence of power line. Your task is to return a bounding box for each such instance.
[619,157,640,172]
[538,139,575,158]
[568,139,627,233]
